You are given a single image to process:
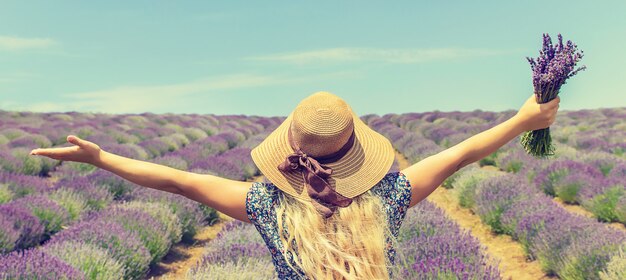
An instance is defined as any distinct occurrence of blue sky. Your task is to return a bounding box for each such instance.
[1,1,624,117]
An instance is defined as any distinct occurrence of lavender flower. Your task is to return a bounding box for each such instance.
[0,213,20,254]
[0,203,45,250]
[0,248,85,279]
[450,168,502,209]
[584,184,625,223]
[522,33,586,157]
[117,200,183,245]
[533,159,603,196]
[47,188,89,221]
[53,176,113,211]
[8,195,70,237]
[86,169,138,200]
[190,219,276,279]
[128,187,205,242]
[47,219,151,279]
[91,206,172,264]
[398,201,502,280]
[42,241,126,280]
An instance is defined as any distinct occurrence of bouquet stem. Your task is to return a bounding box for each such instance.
[520,127,555,158]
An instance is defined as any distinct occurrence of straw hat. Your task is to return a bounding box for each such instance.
[250,91,395,216]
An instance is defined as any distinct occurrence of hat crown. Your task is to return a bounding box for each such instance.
[290,92,354,158]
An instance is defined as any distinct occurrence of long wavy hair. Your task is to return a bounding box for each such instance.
[272,183,400,280]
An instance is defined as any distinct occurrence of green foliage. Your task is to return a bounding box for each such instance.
[64,161,98,175]
[452,168,500,209]
[43,241,126,280]
[585,186,625,223]
[11,148,44,176]
[119,201,183,245]
[554,181,582,204]
[48,188,88,221]
[442,164,478,189]
[600,244,626,280]
[479,151,498,167]
[182,127,208,142]
[199,204,221,226]
[0,184,13,204]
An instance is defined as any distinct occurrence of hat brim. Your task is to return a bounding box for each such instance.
[251,109,395,202]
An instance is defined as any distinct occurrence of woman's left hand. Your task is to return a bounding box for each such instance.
[30,135,102,164]
[514,94,560,131]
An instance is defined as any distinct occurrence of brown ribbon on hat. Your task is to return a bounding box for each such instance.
[278,126,355,218]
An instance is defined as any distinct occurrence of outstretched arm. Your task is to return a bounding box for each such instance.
[402,94,560,208]
[31,136,252,223]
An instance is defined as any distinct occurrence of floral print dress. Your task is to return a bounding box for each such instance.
[245,171,413,279]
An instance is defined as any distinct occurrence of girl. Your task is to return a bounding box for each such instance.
[31,91,559,279]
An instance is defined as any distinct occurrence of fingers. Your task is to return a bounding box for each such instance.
[30,146,77,159]
[547,96,560,108]
[67,135,83,147]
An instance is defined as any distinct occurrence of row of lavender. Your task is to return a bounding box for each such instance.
[381,108,626,226]
[371,110,626,279]
[172,115,504,279]
[1,112,261,253]
[449,165,625,279]
[0,110,281,279]
[494,145,626,226]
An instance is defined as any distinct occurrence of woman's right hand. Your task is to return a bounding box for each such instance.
[514,94,560,131]
[30,135,102,165]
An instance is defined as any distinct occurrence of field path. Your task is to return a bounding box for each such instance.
[395,150,555,280]
[146,175,265,280]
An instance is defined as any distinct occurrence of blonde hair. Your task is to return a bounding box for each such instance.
[273,185,399,280]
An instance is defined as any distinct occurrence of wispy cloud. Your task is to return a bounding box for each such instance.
[0,36,57,51]
[18,74,284,113]
[247,47,518,64]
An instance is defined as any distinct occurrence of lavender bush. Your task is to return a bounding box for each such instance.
[533,159,603,196]
[451,168,502,209]
[442,162,480,189]
[48,188,89,221]
[583,184,626,222]
[42,241,126,280]
[0,203,45,251]
[397,200,502,279]
[474,174,538,233]
[599,243,626,280]
[117,200,183,245]
[189,219,276,279]
[53,176,113,211]
[0,171,51,198]
[47,219,151,280]
[92,206,173,265]
[86,169,138,200]
[616,195,626,224]
[0,183,12,203]
[129,187,206,242]
[7,195,69,238]
[0,213,20,254]
[522,33,586,157]
[0,248,85,279]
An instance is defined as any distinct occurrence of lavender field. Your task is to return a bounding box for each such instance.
[0,107,624,280]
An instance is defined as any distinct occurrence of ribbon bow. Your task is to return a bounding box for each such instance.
[278,127,355,218]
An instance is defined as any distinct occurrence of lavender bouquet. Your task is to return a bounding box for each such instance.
[521,33,586,157]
